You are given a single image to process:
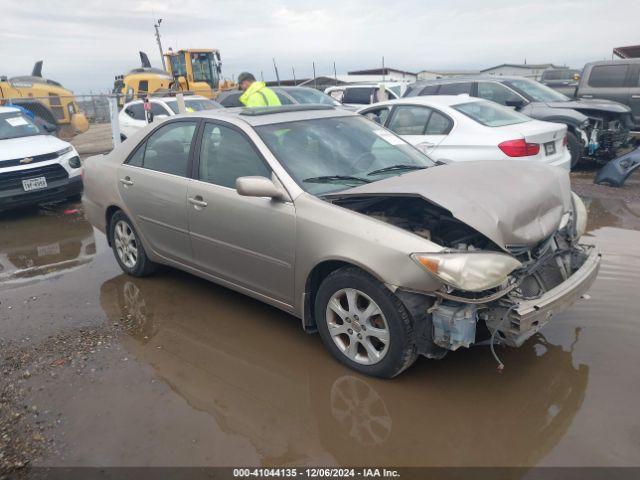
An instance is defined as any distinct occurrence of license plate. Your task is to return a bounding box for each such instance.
[544,141,556,156]
[22,176,47,191]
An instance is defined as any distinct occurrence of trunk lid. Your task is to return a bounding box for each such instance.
[327,161,572,250]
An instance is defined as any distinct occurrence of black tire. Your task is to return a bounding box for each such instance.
[109,211,157,277]
[315,267,417,378]
[567,131,582,170]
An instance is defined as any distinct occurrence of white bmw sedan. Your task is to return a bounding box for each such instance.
[358,95,571,170]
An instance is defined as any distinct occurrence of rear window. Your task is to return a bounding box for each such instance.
[342,88,374,104]
[453,101,530,127]
[166,99,222,113]
[588,65,629,88]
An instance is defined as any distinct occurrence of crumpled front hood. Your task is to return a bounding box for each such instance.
[545,98,631,114]
[329,161,573,250]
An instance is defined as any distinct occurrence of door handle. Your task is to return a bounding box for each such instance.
[632,95,640,99]
[581,94,593,98]
[188,196,208,208]
[119,176,134,186]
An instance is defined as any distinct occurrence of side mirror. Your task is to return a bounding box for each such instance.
[236,176,285,200]
[505,99,525,110]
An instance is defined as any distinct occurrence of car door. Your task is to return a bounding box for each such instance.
[187,121,296,304]
[385,105,450,154]
[117,120,198,265]
[627,64,640,128]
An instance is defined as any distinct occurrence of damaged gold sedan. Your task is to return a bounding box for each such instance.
[82,105,600,378]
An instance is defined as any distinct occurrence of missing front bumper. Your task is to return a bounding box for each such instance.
[490,245,601,347]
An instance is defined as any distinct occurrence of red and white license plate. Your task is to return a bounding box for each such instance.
[22,176,47,191]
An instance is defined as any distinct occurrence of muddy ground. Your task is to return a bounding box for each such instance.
[1,172,640,477]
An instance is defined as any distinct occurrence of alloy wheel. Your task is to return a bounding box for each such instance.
[114,220,139,269]
[325,288,390,365]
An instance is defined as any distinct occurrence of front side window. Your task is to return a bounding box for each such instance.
[588,65,629,88]
[169,55,187,77]
[126,122,197,177]
[453,101,530,127]
[477,82,524,106]
[138,80,149,95]
[0,112,42,140]
[256,116,435,196]
[125,103,145,120]
[505,79,569,102]
[151,103,170,116]
[419,84,439,96]
[362,107,390,125]
[198,123,270,188]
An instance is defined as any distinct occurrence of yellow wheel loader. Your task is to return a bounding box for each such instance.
[114,50,235,106]
[0,61,88,139]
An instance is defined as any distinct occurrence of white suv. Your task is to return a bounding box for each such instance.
[118,96,222,139]
[0,106,82,210]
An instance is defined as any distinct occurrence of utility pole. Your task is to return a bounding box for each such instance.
[154,19,166,70]
[333,61,338,85]
[273,58,281,86]
[292,66,296,85]
[313,61,317,89]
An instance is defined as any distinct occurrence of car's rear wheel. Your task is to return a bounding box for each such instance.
[109,211,157,277]
[567,131,582,169]
[315,267,417,378]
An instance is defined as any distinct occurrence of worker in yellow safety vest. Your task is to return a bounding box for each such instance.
[238,72,282,107]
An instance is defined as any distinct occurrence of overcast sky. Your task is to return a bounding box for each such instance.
[1,0,638,94]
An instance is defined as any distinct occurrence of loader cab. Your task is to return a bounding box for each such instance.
[164,49,222,97]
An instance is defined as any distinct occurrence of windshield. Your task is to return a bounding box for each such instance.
[0,112,42,140]
[256,116,435,196]
[453,101,531,127]
[505,79,569,102]
[166,99,222,113]
[191,52,220,90]
[284,88,337,106]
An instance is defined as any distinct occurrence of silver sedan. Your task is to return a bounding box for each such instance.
[83,105,599,378]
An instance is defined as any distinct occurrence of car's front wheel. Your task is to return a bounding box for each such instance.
[109,211,157,277]
[315,267,417,378]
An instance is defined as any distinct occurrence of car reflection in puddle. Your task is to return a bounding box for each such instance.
[0,208,96,285]
[100,271,589,467]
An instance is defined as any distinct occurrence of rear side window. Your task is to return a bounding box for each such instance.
[588,65,629,88]
[437,83,472,95]
[151,103,170,116]
[425,110,452,135]
[219,92,243,107]
[342,88,374,104]
[419,85,440,96]
[275,91,295,105]
[126,122,197,177]
[125,104,145,120]
[453,101,530,127]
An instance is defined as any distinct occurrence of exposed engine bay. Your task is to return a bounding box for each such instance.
[583,110,633,163]
[334,194,595,355]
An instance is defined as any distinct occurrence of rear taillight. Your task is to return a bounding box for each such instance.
[498,139,540,157]
[562,135,568,146]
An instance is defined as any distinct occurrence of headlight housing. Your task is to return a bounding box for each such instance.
[571,192,587,239]
[56,146,74,156]
[412,252,522,292]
